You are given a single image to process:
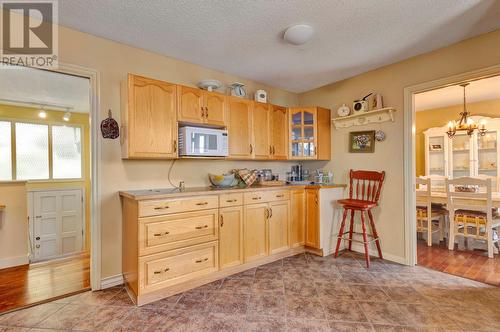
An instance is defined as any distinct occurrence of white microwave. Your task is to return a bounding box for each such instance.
[178,126,229,157]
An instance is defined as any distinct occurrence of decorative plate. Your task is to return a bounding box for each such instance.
[375,130,386,142]
[198,79,222,92]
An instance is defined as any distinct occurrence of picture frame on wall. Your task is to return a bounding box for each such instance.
[349,130,375,153]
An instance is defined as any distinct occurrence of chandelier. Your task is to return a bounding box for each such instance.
[446,83,486,138]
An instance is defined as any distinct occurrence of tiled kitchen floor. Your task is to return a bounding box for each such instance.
[1,251,500,331]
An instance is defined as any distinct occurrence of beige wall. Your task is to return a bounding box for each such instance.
[0,182,27,268]
[55,25,299,279]
[416,99,500,176]
[299,29,500,262]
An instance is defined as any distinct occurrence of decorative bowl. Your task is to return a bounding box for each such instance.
[208,173,237,187]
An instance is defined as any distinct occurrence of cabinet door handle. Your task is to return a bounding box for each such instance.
[265,208,270,219]
[153,231,170,237]
[226,199,237,203]
[250,144,253,154]
[154,267,170,274]
[201,106,205,117]
[269,208,273,218]
[220,215,224,227]
[153,206,169,210]
[272,146,275,155]
[205,107,209,118]
[269,145,272,154]
[276,194,284,198]
[195,225,208,229]
[196,202,208,206]
[173,140,177,153]
[252,196,261,200]
[195,258,209,263]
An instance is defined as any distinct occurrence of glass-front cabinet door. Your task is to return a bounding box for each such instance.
[450,133,473,178]
[426,135,447,176]
[476,130,499,190]
[289,108,317,159]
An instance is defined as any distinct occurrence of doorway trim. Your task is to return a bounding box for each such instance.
[53,62,101,289]
[403,64,500,266]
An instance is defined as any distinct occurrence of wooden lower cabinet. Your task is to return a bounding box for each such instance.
[290,189,305,247]
[219,206,243,269]
[243,203,269,262]
[121,187,309,306]
[268,201,290,254]
[305,189,320,249]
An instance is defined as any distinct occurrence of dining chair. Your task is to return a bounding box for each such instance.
[446,177,500,258]
[416,177,447,246]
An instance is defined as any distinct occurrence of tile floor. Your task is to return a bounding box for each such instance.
[1,251,500,331]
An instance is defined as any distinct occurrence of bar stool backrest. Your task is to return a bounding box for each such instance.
[349,169,386,204]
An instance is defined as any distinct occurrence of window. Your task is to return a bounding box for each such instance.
[16,123,49,180]
[0,120,83,181]
[0,121,12,180]
[52,125,82,179]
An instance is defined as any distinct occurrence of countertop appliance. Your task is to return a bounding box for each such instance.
[178,126,228,157]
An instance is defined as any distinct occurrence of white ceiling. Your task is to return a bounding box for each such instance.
[57,0,500,93]
[415,75,500,111]
[0,65,90,113]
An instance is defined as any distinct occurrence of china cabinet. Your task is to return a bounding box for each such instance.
[424,116,500,190]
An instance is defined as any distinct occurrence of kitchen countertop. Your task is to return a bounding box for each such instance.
[119,183,347,200]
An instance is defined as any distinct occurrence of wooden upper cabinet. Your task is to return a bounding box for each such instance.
[305,189,320,249]
[227,97,254,159]
[289,107,331,160]
[121,74,177,159]
[270,105,288,160]
[177,86,227,126]
[252,102,271,159]
[205,91,226,126]
[177,85,204,124]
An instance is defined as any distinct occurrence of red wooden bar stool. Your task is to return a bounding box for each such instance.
[334,169,386,268]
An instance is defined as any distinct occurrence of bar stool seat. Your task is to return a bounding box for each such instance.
[334,169,386,268]
[337,199,377,209]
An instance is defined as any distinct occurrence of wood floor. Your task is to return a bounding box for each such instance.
[417,239,500,286]
[0,252,90,314]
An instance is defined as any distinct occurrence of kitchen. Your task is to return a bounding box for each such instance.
[2,1,500,331]
[118,73,349,305]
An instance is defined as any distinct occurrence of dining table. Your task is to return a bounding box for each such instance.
[419,190,500,209]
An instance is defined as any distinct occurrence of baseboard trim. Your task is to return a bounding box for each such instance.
[101,274,124,289]
[347,243,407,265]
[0,254,29,269]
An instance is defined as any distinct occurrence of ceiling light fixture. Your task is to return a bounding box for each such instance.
[283,24,314,45]
[38,106,47,119]
[63,109,71,122]
[446,83,486,138]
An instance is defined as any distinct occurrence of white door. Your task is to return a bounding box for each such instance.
[33,190,83,261]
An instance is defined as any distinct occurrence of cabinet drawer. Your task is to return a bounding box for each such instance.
[219,193,243,207]
[244,191,269,204]
[268,190,290,202]
[139,242,218,294]
[139,210,219,256]
[244,190,290,204]
[139,195,218,217]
